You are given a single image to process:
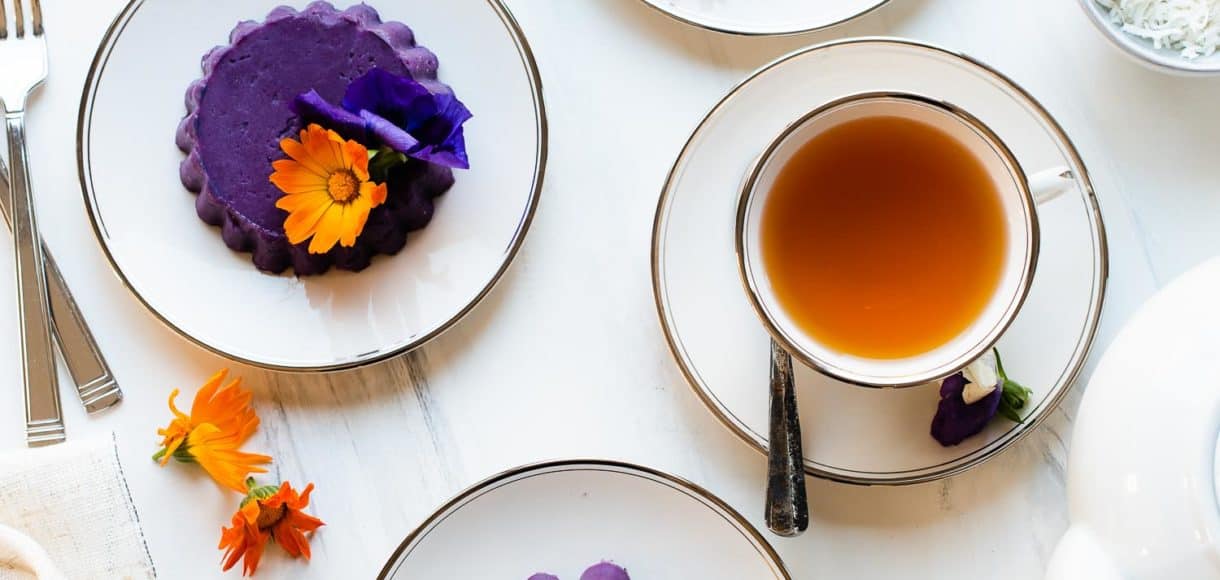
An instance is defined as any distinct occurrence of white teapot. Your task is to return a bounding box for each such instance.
[1046,258,1220,579]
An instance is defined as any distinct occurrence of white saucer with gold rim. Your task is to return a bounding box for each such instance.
[651,38,1108,485]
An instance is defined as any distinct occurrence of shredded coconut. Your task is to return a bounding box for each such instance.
[1096,0,1220,58]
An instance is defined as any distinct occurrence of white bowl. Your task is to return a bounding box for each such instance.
[1078,0,1220,74]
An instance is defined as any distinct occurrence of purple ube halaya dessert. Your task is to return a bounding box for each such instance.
[530,561,630,580]
[177,2,467,274]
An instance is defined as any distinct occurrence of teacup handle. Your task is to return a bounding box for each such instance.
[1029,167,1075,205]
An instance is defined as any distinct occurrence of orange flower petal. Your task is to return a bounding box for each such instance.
[279,139,329,178]
[276,190,332,214]
[191,375,259,447]
[338,201,371,248]
[240,500,261,525]
[188,370,228,421]
[363,181,388,207]
[219,517,269,577]
[283,199,334,246]
[272,524,309,559]
[302,125,342,172]
[307,205,346,254]
[325,128,350,170]
[344,140,370,181]
[270,163,329,195]
[187,424,271,493]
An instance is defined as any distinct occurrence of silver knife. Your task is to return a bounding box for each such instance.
[0,154,121,413]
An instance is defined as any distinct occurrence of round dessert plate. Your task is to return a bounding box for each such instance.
[652,38,1108,485]
[79,0,544,371]
[378,460,790,579]
[640,0,890,36]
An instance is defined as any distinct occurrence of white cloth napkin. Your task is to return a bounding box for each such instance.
[0,435,154,579]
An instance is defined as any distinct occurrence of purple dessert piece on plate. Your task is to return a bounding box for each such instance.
[580,562,630,580]
[176,1,457,275]
[528,561,629,580]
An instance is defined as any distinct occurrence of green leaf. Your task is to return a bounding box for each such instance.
[368,146,407,183]
[997,405,1024,423]
[171,446,196,464]
[994,348,1009,381]
[997,378,1033,424]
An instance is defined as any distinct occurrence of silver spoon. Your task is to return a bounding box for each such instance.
[765,339,808,536]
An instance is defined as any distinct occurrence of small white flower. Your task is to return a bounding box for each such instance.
[962,350,1000,404]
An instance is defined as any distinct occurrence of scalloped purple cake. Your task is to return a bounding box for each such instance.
[177,2,469,275]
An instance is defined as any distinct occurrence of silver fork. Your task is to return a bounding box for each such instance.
[0,157,122,414]
[1,0,64,447]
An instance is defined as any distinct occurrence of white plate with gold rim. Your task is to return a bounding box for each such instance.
[640,0,891,36]
[78,0,544,372]
[651,38,1108,485]
[378,460,790,579]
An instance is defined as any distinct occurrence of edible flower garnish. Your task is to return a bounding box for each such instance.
[153,370,272,493]
[293,68,472,169]
[270,123,388,254]
[931,349,1033,446]
[220,478,325,576]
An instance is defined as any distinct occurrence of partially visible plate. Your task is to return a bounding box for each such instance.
[78,0,545,371]
[640,0,891,36]
[378,460,790,579]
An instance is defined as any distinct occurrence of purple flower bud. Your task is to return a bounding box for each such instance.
[930,372,1002,446]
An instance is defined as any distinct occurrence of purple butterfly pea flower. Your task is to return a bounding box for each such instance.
[293,68,471,169]
[930,371,1002,446]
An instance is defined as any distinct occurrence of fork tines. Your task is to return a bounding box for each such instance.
[28,0,40,36]
[0,0,43,39]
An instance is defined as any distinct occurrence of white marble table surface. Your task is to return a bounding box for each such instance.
[0,0,1212,578]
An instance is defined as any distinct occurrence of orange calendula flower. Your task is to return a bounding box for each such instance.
[270,123,389,254]
[153,370,271,493]
[220,479,325,576]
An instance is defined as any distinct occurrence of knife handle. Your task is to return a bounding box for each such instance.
[0,137,120,414]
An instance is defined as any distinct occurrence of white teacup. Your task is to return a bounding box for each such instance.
[736,92,1073,388]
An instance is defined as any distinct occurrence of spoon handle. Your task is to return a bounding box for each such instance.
[765,339,808,537]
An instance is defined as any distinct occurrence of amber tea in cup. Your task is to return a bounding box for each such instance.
[759,113,1008,360]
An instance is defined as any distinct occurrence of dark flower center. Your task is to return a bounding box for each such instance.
[256,503,286,530]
